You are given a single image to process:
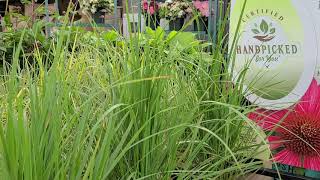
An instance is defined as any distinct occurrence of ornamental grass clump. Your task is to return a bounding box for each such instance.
[0,4,272,179]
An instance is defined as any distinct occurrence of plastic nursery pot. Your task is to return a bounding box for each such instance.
[145,15,160,30]
[34,0,56,3]
[194,18,208,33]
[304,169,320,179]
[93,9,105,24]
[169,18,184,31]
[272,164,320,179]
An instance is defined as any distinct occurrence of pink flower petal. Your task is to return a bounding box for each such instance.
[274,149,302,168]
[143,2,149,10]
[149,6,155,15]
[295,79,320,115]
[303,156,320,171]
[193,1,202,9]
[201,2,209,10]
[248,109,289,131]
[193,1,210,17]
[268,136,282,150]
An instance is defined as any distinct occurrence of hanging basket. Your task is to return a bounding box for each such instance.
[93,9,106,24]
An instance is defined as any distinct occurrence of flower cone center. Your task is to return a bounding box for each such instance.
[280,115,320,156]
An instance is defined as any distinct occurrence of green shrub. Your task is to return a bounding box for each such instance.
[0,10,270,180]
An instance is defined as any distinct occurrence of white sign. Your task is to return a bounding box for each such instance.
[230,0,319,110]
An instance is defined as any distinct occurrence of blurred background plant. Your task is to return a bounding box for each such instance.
[79,0,114,14]
[193,0,209,17]
[141,0,160,30]
[0,20,51,67]
[159,0,193,21]
[142,0,159,16]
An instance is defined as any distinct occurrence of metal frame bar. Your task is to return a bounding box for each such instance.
[114,0,118,30]
[138,0,142,33]
[45,0,51,37]
[213,0,218,44]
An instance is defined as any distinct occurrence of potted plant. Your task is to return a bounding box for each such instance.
[79,0,114,24]
[159,0,193,31]
[193,0,209,33]
[142,0,160,30]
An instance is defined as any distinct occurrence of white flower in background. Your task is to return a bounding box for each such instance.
[79,0,114,14]
[177,10,184,17]
[158,0,192,20]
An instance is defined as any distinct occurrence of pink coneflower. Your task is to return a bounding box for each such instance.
[248,79,320,171]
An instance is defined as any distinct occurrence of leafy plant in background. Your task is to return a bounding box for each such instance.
[2,11,29,30]
[142,27,209,53]
[0,20,51,67]
[0,6,124,67]
[55,25,123,49]
[138,27,212,75]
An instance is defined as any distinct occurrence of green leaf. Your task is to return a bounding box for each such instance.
[260,20,269,34]
[145,27,155,37]
[103,31,119,41]
[0,46,6,52]
[155,27,165,40]
[270,28,275,34]
[252,29,260,34]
